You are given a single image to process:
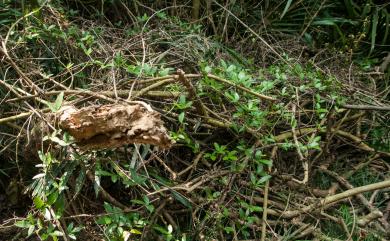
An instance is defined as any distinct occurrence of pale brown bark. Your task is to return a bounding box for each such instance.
[58,104,173,150]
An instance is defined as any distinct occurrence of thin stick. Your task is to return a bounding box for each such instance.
[6,90,181,103]
[132,78,176,98]
[260,146,277,241]
[207,74,276,101]
[86,171,128,210]
[291,104,308,184]
[178,151,205,177]
[341,104,390,111]
[151,153,177,180]
[0,112,33,124]
[177,69,208,116]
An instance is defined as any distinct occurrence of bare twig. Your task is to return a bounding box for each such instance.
[260,146,277,241]
[177,151,205,177]
[6,90,182,103]
[152,153,177,180]
[177,69,208,116]
[291,104,308,184]
[207,74,276,101]
[357,210,383,227]
[341,104,390,111]
[86,171,128,210]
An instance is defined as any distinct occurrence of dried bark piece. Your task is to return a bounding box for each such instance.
[58,104,173,150]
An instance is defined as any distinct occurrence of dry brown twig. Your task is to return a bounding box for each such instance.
[177,151,205,177]
[176,69,208,117]
[146,169,231,196]
[291,104,309,185]
[260,146,277,241]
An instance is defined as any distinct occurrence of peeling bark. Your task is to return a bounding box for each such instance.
[57,104,173,150]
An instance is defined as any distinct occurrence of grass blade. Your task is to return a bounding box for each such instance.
[381,9,389,45]
[369,7,379,55]
[280,0,293,20]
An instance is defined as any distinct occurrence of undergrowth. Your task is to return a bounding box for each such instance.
[0,1,389,241]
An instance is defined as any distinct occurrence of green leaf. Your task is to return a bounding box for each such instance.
[237,71,247,82]
[72,226,83,233]
[74,170,85,197]
[250,173,256,185]
[94,171,101,197]
[15,220,30,228]
[51,230,64,236]
[178,112,185,123]
[249,205,263,212]
[111,174,118,183]
[84,48,92,56]
[259,159,272,166]
[50,136,68,146]
[143,195,150,205]
[47,191,58,205]
[54,194,65,217]
[43,92,64,112]
[130,229,142,235]
[343,0,357,18]
[43,208,52,220]
[53,92,64,111]
[28,225,35,236]
[167,224,173,234]
[65,62,74,69]
[131,199,145,205]
[204,66,212,73]
[312,19,336,26]
[103,202,114,213]
[41,233,49,240]
[130,168,147,185]
[33,196,45,209]
[97,216,112,225]
[280,0,293,20]
[158,68,172,76]
[369,8,379,55]
[156,11,167,19]
[224,226,234,234]
[258,175,272,184]
[67,222,74,231]
[32,173,45,179]
[146,204,155,213]
[381,9,389,45]
[171,190,192,208]
[153,226,170,235]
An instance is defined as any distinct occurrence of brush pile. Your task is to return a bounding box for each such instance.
[0,2,389,240]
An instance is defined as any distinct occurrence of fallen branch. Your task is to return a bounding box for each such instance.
[0,112,33,125]
[6,90,182,103]
[319,167,378,212]
[357,210,383,227]
[279,179,390,218]
[341,104,390,111]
